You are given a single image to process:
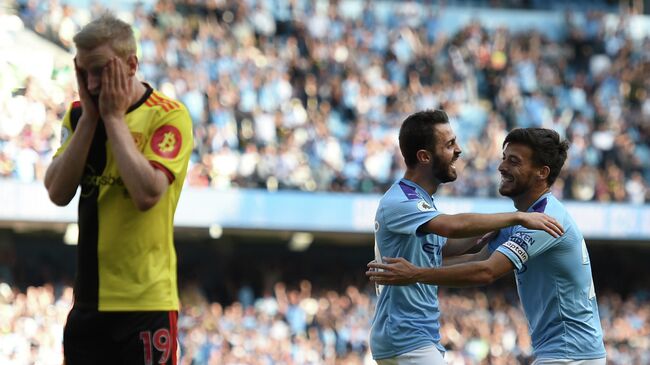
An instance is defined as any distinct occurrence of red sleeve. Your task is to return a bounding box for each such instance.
[150,160,174,183]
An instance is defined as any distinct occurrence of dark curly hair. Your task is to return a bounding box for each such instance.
[503,128,570,186]
[399,110,449,168]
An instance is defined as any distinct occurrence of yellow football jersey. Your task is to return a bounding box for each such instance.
[55,84,192,311]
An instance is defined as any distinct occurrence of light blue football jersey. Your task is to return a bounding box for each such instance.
[370,179,447,360]
[488,192,606,360]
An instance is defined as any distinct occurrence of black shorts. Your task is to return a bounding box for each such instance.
[63,307,178,365]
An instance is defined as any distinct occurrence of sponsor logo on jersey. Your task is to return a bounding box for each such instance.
[80,165,124,198]
[510,232,535,250]
[151,125,182,159]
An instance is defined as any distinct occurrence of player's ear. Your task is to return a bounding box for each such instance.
[126,54,138,77]
[538,165,550,182]
[416,149,432,164]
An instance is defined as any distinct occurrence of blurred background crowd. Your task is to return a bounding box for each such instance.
[0,238,648,365]
[0,0,648,201]
[1,281,649,364]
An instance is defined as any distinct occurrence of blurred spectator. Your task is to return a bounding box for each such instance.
[3,0,649,203]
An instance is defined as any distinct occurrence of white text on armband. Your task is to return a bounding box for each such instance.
[502,241,529,263]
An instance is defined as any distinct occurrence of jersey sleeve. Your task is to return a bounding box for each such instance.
[53,103,76,158]
[495,227,559,270]
[383,198,442,236]
[143,105,193,183]
[487,228,513,253]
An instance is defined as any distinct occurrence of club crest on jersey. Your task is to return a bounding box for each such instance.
[417,200,434,212]
[151,125,182,159]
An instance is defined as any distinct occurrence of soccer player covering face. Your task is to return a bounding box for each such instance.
[44,13,192,365]
[369,112,564,365]
[369,128,606,365]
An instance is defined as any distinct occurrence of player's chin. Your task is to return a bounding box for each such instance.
[498,185,515,197]
[446,168,458,182]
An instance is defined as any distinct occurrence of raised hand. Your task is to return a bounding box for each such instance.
[518,212,564,238]
[99,57,133,122]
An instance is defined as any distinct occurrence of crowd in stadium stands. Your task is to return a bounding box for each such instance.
[0,0,646,202]
[0,281,647,364]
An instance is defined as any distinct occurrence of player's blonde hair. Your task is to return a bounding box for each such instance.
[73,13,136,59]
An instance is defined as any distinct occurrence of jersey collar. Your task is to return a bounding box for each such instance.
[127,82,154,114]
[526,191,553,213]
[399,178,435,203]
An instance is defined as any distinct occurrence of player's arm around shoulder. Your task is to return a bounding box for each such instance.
[420,211,563,239]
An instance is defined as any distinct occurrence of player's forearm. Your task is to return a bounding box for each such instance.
[44,117,97,206]
[415,261,497,287]
[103,117,167,210]
[440,213,522,238]
[443,246,490,266]
[442,237,481,257]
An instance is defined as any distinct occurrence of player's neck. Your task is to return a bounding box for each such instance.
[513,185,551,211]
[403,169,439,196]
[130,79,147,105]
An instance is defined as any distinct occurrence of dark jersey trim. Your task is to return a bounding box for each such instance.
[150,160,175,183]
[128,83,154,113]
[73,106,106,310]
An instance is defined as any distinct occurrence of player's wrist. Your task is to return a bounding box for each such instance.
[413,267,428,284]
[513,212,525,226]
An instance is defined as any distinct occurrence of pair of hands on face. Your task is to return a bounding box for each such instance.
[75,57,134,124]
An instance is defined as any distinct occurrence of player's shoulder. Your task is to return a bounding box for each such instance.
[381,181,418,205]
[531,194,568,219]
[143,89,187,115]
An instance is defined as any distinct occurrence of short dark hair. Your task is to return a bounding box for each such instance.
[503,128,569,186]
[399,110,450,167]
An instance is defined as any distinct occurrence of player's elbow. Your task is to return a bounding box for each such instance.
[132,193,162,211]
[45,184,74,207]
[131,179,167,211]
[48,191,73,207]
[440,222,466,239]
[473,262,499,285]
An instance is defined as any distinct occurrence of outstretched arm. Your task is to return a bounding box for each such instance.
[419,212,563,239]
[443,231,496,258]
[367,251,514,287]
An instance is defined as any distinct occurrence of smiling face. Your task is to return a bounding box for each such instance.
[498,142,541,197]
[430,123,462,183]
